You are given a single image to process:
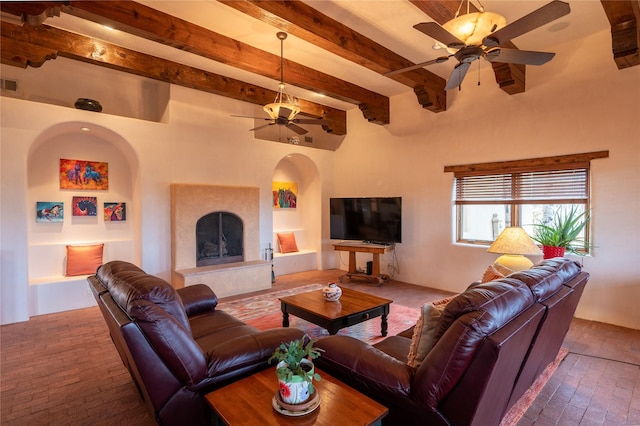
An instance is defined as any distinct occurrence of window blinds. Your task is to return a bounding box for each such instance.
[455,166,589,205]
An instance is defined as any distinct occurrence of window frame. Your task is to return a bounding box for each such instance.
[444,151,609,249]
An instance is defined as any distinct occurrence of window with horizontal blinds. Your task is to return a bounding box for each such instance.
[446,152,607,246]
[455,167,589,205]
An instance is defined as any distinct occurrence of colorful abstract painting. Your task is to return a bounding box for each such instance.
[36,202,64,223]
[72,196,98,216]
[104,202,126,221]
[272,181,298,209]
[60,159,109,190]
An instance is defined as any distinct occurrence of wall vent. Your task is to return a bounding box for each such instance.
[304,136,313,144]
[1,79,18,92]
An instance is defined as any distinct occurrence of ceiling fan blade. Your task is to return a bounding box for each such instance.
[413,22,465,49]
[249,123,275,132]
[486,48,555,65]
[286,123,308,135]
[445,62,471,90]
[293,118,332,125]
[384,56,451,77]
[483,1,570,47]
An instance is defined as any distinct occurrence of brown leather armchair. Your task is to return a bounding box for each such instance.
[89,260,303,426]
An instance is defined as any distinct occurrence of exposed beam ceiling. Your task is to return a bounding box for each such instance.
[0,21,348,134]
[217,0,446,112]
[1,0,637,134]
[600,0,640,69]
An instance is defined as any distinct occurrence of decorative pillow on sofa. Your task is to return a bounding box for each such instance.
[407,296,456,368]
[66,243,104,276]
[494,263,515,276]
[481,264,505,283]
[277,232,299,253]
[481,263,515,283]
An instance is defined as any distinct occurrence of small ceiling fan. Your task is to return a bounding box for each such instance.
[233,32,330,135]
[385,0,571,90]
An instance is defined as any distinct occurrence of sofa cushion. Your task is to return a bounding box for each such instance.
[129,299,207,385]
[97,261,191,332]
[481,264,504,283]
[435,279,535,343]
[510,258,581,302]
[481,263,514,283]
[534,258,582,282]
[407,303,444,368]
[66,243,104,276]
[277,232,299,253]
[407,296,455,368]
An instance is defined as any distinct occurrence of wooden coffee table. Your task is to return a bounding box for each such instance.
[206,366,388,425]
[279,287,392,336]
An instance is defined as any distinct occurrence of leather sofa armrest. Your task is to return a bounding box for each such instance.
[315,335,413,398]
[177,284,218,317]
[202,328,304,380]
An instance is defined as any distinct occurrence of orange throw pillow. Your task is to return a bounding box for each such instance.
[276,233,299,253]
[66,244,104,276]
[481,264,505,283]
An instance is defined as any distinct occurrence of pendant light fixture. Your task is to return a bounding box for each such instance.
[439,0,506,53]
[263,32,300,121]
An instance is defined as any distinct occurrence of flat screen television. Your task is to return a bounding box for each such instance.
[330,197,402,244]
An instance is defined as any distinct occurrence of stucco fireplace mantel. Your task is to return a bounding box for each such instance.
[170,183,271,298]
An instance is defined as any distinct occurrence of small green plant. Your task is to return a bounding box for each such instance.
[531,205,591,254]
[268,334,323,393]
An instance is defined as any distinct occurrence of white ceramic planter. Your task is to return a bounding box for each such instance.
[322,282,342,301]
[276,359,314,405]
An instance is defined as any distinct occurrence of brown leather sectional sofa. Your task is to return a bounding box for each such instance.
[88,260,303,426]
[315,258,589,426]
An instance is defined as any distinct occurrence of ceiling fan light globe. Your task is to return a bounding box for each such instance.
[263,102,300,120]
[443,11,506,50]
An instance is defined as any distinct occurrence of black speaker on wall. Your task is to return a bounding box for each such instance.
[366,261,373,275]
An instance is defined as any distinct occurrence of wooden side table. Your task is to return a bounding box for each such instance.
[333,242,394,284]
[206,366,387,425]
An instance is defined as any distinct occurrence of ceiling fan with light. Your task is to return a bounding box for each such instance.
[233,32,331,135]
[385,0,571,90]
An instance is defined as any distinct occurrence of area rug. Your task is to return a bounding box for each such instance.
[217,284,419,345]
[217,284,324,321]
[499,347,570,426]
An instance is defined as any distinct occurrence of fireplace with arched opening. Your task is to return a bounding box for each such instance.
[196,212,244,266]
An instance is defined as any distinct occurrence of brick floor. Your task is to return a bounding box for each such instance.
[1,270,638,425]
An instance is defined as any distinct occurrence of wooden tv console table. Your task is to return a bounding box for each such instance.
[333,242,394,285]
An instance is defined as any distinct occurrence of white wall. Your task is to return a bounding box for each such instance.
[1,27,638,329]
[332,29,640,329]
[0,71,336,324]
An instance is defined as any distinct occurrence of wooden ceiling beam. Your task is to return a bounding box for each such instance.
[0,21,347,135]
[217,0,447,113]
[600,0,640,69]
[14,0,388,125]
[1,36,58,68]
[409,0,526,95]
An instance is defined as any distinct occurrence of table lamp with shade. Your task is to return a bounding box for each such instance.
[487,227,542,271]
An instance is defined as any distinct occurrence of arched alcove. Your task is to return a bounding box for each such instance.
[26,122,141,315]
[272,153,322,275]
